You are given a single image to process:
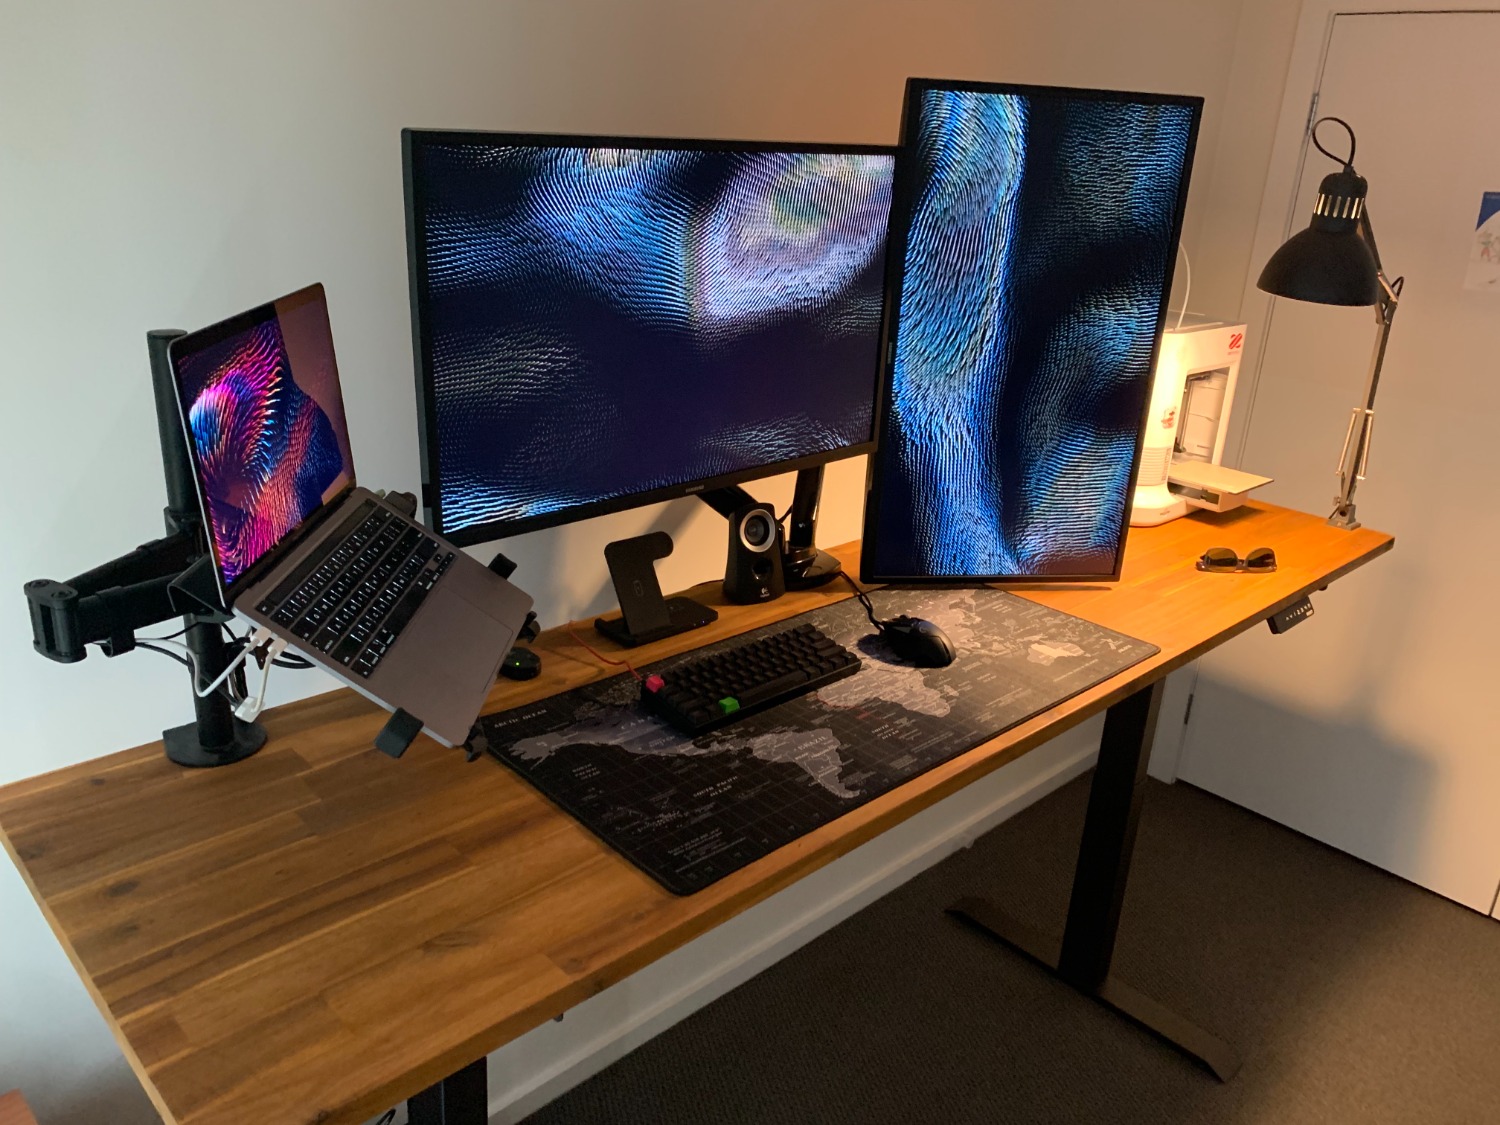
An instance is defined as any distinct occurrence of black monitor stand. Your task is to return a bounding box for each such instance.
[781,466,842,589]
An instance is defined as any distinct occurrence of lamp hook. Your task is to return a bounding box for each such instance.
[1311,116,1357,169]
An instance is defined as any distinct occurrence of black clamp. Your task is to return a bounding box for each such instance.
[375,708,424,759]
[463,723,490,763]
[489,554,543,680]
[488,551,518,580]
[517,610,540,644]
[381,490,419,520]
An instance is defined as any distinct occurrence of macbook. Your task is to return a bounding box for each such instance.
[168,283,532,747]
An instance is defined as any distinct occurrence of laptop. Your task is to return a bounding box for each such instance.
[168,283,533,748]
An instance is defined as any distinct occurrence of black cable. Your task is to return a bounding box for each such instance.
[1312,116,1356,168]
[126,641,243,704]
[134,641,191,669]
[837,571,887,630]
[374,1111,396,1125]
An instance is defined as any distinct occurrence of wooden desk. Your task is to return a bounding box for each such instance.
[0,502,1391,1124]
[0,1091,38,1125]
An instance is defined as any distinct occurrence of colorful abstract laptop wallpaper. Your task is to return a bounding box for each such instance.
[404,133,894,541]
[863,81,1201,581]
[172,285,354,592]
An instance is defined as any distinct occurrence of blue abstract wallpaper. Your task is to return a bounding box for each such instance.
[408,140,893,537]
[864,86,1198,579]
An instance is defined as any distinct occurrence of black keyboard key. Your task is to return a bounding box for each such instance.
[331,634,363,666]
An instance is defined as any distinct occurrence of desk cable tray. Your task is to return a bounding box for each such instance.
[480,589,1157,894]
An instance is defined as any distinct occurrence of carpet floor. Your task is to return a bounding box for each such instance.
[523,775,1500,1124]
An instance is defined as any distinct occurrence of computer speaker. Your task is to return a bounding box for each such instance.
[722,504,785,604]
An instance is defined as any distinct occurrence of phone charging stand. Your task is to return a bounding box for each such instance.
[594,531,716,648]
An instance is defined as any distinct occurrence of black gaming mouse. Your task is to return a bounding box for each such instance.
[880,616,956,667]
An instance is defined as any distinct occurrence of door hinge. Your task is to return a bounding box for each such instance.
[1305,90,1320,133]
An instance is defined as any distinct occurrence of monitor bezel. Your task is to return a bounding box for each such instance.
[859,78,1203,585]
[402,127,897,547]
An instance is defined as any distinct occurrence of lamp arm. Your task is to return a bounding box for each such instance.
[1331,270,1399,529]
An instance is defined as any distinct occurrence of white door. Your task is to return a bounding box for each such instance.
[1178,8,1500,912]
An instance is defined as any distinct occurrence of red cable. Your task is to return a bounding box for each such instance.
[566,626,644,682]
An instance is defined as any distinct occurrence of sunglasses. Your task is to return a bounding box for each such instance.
[1196,546,1277,573]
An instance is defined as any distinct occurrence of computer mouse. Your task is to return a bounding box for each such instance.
[880,616,956,668]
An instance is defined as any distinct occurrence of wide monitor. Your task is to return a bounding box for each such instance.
[862,80,1202,582]
[402,130,896,545]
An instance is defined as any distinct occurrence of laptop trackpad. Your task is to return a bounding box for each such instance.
[390,585,505,728]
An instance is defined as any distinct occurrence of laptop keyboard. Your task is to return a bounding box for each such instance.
[255,499,456,678]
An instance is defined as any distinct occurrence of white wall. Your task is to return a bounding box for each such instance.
[0,2,1292,1120]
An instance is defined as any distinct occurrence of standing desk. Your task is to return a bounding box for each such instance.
[0,501,1391,1124]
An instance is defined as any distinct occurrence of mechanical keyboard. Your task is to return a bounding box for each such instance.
[640,622,860,735]
[255,500,456,678]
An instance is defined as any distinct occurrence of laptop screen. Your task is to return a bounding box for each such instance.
[170,284,356,597]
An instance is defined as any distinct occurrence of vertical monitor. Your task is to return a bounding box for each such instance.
[403,131,896,545]
[862,81,1201,582]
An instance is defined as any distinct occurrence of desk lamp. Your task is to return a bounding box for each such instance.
[1257,116,1403,530]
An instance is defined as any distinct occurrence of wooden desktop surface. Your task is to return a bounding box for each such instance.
[0,1091,38,1125]
[0,502,1392,1125]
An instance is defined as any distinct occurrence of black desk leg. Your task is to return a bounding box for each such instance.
[949,679,1242,1081]
[408,1058,488,1125]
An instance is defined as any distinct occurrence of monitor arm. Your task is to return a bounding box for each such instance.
[25,531,200,662]
[19,329,266,767]
[698,466,843,589]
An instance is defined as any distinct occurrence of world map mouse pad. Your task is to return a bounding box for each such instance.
[479,589,1157,894]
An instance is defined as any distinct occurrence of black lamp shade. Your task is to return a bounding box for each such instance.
[1257,168,1381,307]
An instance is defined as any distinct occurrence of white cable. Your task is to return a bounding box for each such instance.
[235,638,286,722]
[136,637,214,696]
[1173,240,1192,331]
[140,628,266,700]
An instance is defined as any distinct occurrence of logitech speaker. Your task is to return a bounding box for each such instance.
[723,504,785,604]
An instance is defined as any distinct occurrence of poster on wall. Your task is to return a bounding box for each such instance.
[1463,191,1500,291]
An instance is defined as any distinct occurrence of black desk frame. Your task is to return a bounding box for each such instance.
[409,1058,488,1124]
[951,678,1241,1081]
[408,676,1238,1123]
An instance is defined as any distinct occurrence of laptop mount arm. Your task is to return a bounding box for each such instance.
[19,330,266,767]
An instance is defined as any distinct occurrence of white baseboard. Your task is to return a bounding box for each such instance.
[482,718,1104,1123]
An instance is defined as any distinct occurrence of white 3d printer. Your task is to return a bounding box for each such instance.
[1130,319,1272,526]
